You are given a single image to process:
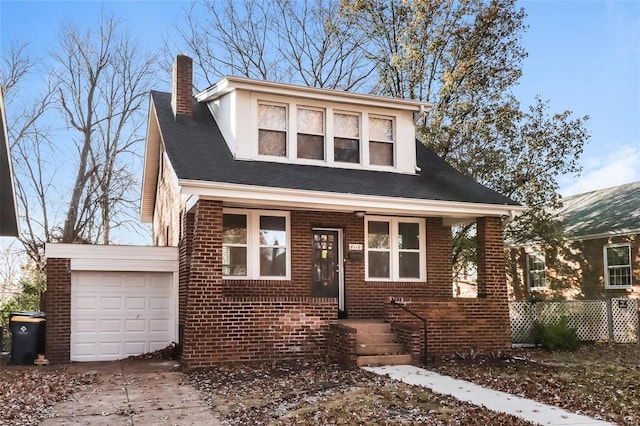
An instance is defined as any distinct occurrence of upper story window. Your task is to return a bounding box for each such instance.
[297,108,325,160]
[604,244,632,288]
[369,116,394,166]
[334,112,360,163]
[256,99,396,169]
[365,216,425,281]
[258,103,287,157]
[526,251,546,290]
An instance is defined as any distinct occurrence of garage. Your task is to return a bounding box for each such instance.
[45,244,178,363]
[71,271,174,362]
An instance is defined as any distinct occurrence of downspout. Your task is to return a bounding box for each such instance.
[502,209,517,225]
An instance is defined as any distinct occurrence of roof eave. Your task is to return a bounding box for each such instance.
[179,179,526,219]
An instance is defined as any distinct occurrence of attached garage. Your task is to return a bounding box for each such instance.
[45,244,178,363]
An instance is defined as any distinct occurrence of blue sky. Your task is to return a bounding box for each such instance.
[1,0,639,200]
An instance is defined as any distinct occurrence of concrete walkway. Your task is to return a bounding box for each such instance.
[363,365,615,426]
[41,360,220,426]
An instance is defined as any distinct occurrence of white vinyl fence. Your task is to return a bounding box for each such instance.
[510,298,639,344]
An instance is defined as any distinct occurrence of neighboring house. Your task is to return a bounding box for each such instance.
[46,55,525,367]
[508,182,640,301]
[0,89,19,237]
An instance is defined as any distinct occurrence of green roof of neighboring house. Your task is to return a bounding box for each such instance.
[558,181,640,239]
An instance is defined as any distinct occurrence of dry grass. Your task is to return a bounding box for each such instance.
[431,343,640,425]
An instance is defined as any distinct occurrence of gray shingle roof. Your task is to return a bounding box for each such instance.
[151,91,519,207]
[558,181,640,238]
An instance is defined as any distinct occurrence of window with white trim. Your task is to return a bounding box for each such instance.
[222,210,289,279]
[365,217,425,281]
[258,103,287,157]
[526,251,546,290]
[297,107,325,160]
[369,116,394,166]
[604,244,632,288]
[256,100,397,169]
[334,112,360,163]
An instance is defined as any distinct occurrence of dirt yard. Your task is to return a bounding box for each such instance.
[431,343,640,426]
[2,344,638,425]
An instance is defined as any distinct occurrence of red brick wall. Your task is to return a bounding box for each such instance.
[477,216,508,300]
[171,54,192,117]
[327,322,358,367]
[44,258,71,364]
[426,217,454,298]
[386,297,511,357]
[508,234,640,301]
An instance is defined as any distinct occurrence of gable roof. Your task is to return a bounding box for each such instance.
[0,89,19,237]
[558,181,640,239]
[142,90,522,222]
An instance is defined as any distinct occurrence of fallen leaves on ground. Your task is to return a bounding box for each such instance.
[189,358,535,425]
[431,343,640,426]
[0,368,96,426]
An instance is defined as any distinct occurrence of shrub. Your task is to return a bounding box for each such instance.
[531,316,580,351]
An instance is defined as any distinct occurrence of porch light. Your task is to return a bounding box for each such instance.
[354,211,366,218]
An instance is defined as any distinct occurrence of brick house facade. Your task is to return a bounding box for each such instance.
[45,55,523,367]
[508,182,640,301]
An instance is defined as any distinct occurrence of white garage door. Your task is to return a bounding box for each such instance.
[71,271,174,362]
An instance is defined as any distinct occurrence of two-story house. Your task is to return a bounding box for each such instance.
[141,55,524,368]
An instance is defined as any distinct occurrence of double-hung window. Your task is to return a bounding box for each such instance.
[258,103,287,157]
[334,112,360,163]
[604,244,632,288]
[222,210,289,279]
[365,217,425,281]
[369,116,394,166]
[297,107,325,160]
[526,251,546,290]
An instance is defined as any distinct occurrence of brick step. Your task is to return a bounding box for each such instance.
[357,354,412,367]
[356,342,405,355]
[356,333,398,344]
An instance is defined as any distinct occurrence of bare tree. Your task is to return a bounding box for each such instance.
[52,13,156,244]
[172,0,374,92]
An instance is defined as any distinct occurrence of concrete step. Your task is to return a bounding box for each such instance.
[356,333,398,344]
[356,342,405,355]
[357,354,413,367]
[344,322,391,334]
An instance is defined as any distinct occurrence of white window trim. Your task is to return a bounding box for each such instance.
[604,243,632,289]
[365,216,426,282]
[257,101,288,159]
[223,209,291,280]
[295,105,326,161]
[252,93,401,171]
[368,114,396,168]
[526,251,547,291]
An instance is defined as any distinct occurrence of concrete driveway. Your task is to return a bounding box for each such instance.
[40,359,220,425]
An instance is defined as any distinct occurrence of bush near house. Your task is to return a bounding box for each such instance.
[531,316,580,350]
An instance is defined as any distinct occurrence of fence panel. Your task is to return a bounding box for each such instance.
[510,299,638,344]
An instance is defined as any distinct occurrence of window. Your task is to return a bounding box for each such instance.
[258,104,287,157]
[222,210,289,279]
[604,244,632,288]
[365,217,425,281]
[334,112,360,163]
[297,108,324,160]
[526,251,546,290]
[369,116,394,166]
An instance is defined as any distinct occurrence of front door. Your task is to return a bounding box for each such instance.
[311,229,344,316]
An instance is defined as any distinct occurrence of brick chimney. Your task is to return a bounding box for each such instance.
[171,54,193,118]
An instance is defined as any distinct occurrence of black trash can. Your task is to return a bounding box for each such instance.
[9,311,46,365]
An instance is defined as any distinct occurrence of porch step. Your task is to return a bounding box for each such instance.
[356,333,398,344]
[356,342,405,355]
[357,354,413,367]
[340,320,412,366]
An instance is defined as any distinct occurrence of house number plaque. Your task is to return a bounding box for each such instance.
[348,243,363,251]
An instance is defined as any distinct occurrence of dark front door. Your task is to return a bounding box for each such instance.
[312,230,340,299]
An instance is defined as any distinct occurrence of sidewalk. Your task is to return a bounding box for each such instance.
[40,360,220,425]
[363,365,615,426]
